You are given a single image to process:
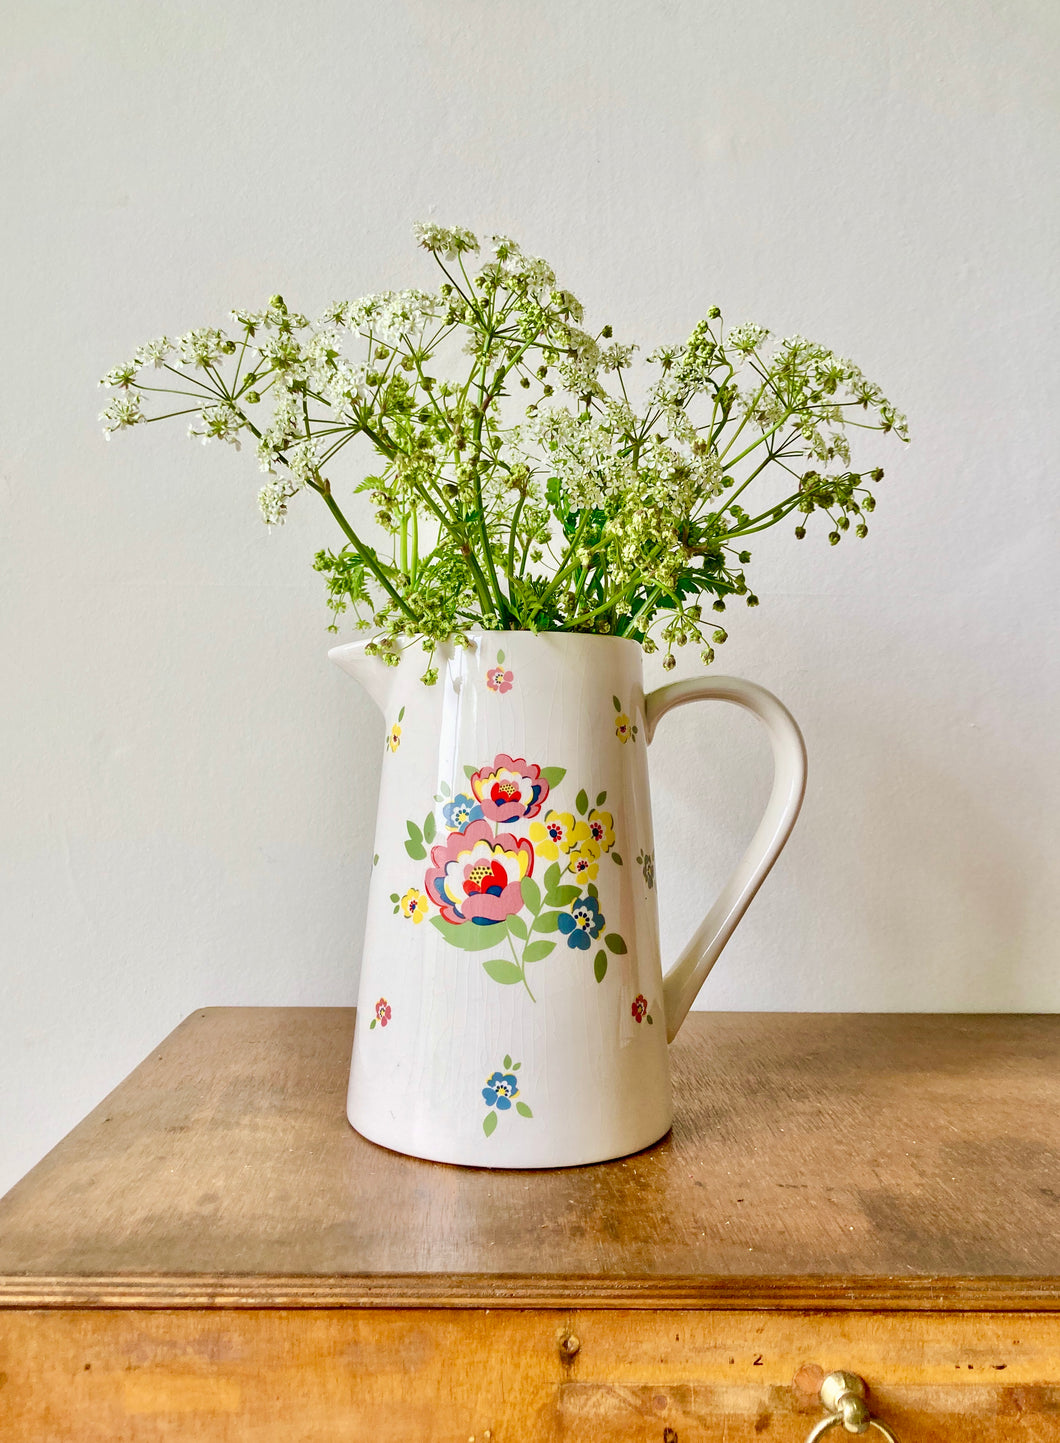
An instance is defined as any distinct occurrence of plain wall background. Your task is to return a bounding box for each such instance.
[2,0,1058,1197]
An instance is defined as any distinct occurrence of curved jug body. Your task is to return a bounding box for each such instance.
[331,631,671,1167]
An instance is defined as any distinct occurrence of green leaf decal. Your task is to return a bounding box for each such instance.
[523,940,556,963]
[596,790,607,806]
[389,892,400,903]
[369,1016,378,1029]
[605,933,628,955]
[515,1101,533,1118]
[464,764,476,780]
[483,1110,498,1137]
[512,1061,521,1070]
[594,950,608,983]
[482,958,524,985]
[405,838,427,860]
[533,910,562,932]
[439,779,451,797]
[647,1014,654,1025]
[507,913,528,940]
[430,915,505,950]
[397,705,405,722]
[423,811,437,843]
[540,766,567,789]
[544,861,561,895]
[611,852,623,865]
[520,876,541,914]
[575,788,589,816]
[545,884,579,908]
[407,820,423,843]
[612,695,622,712]
[503,1054,512,1069]
[497,649,505,664]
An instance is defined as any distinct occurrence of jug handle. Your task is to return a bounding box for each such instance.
[645,676,807,1042]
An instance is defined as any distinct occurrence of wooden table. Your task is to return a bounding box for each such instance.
[1,1008,1058,1439]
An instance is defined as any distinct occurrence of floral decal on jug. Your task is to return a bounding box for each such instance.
[482,1053,533,1137]
[399,753,630,1001]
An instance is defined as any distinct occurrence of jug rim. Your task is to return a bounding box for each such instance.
[329,628,644,661]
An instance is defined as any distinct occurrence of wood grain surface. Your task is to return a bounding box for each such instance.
[1,1008,1058,1311]
[3,1308,1060,1441]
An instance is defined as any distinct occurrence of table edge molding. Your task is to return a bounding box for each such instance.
[1,1273,1058,1312]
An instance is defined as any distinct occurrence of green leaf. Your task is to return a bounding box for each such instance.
[423,811,437,844]
[575,788,589,816]
[521,876,541,914]
[512,1061,521,1070]
[439,779,451,797]
[507,913,528,940]
[594,950,608,983]
[464,764,476,780]
[533,910,563,932]
[397,705,405,721]
[430,915,506,950]
[540,766,567,789]
[523,940,556,964]
[587,882,599,900]
[482,958,524,985]
[596,790,607,806]
[612,695,622,712]
[544,861,561,895]
[611,852,623,865]
[647,1014,654,1025]
[407,820,423,843]
[503,1054,512,1069]
[370,1017,377,1029]
[389,892,400,903]
[515,1101,533,1118]
[605,933,628,955]
[497,649,505,664]
[373,853,379,866]
[483,1110,498,1137]
[545,884,579,908]
[404,838,427,860]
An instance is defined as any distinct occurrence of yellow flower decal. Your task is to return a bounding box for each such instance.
[529,810,590,859]
[586,808,615,852]
[567,838,602,881]
[400,888,430,923]
[387,722,402,752]
[612,695,639,742]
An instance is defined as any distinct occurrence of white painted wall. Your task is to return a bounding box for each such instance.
[2,0,1057,1196]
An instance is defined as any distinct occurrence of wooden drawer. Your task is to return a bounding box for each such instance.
[3,1308,1060,1439]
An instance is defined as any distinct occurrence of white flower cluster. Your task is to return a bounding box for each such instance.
[413,222,479,257]
[341,289,438,343]
[726,321,770,355]
[189,401,243,449]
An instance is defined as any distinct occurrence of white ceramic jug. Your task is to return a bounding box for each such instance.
[331,630,806,1168]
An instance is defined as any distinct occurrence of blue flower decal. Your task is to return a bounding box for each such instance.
[482,1070,519,1110]
[442,793,484,830]
[558,894,606,950]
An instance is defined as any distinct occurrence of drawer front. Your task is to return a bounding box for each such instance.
[2,1308,1059,1440]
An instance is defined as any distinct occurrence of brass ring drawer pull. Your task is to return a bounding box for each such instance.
[806,1371,900,1441]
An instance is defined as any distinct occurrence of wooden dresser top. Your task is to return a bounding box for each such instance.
[1,1008,1057,1312]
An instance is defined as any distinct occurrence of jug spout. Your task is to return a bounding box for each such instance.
[328,640,393,714]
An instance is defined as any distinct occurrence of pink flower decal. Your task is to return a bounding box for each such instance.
[371,997,392,1030]
[425,818,534,926]
[469,754,549,823]
[486,666,514,694]
[631,994,648,1024]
